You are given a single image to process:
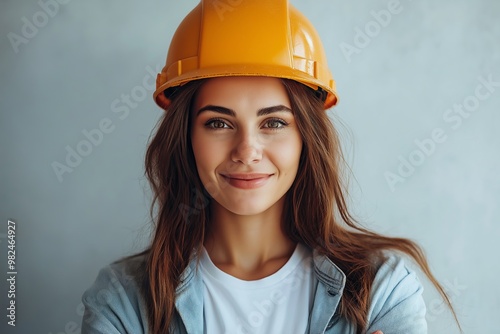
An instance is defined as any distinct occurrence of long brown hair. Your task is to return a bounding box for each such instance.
[140,78,460,333]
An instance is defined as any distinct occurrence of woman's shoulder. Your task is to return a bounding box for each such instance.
[369,251,424,303]
[371,251,417,280]
[90,252,148,294]
[365,252,428,333]
[81,252,149,333]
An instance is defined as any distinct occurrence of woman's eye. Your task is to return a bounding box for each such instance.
[263,119,288,129]
[205,119,230,129]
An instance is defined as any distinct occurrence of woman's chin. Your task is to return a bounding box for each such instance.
[213,197,280,218]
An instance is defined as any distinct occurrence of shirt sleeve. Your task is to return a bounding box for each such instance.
[365,254,427,334]
[81,261,148,334]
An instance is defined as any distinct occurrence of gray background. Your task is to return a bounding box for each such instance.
[1,0,498,333]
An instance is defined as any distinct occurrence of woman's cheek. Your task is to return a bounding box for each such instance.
[270,134,302,164]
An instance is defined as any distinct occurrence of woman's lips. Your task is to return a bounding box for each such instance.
[221,173,273,189]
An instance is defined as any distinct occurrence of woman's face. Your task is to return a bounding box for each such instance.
[191,76,303,216]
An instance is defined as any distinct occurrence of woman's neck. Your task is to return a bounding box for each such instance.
[203,199,297,280]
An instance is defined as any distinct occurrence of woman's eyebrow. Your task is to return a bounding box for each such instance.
[196,104,292,117]
[257,105,292,116]
[196,105,235,117]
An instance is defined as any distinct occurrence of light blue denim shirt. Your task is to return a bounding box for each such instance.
[82,248,427,333]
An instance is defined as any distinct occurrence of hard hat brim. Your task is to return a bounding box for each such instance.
[154,64,338,110]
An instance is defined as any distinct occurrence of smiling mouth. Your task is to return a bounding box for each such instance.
[221,173,273,189]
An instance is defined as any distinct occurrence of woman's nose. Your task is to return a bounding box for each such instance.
[230,132,263,165]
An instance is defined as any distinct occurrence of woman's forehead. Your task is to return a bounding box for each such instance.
[193,76,291,113]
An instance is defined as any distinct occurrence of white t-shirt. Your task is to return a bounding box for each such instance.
[200,243,316,334]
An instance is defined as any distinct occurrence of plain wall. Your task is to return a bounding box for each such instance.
[1,0,498,333]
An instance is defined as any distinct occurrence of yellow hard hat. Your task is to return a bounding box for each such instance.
[154,0,338,110]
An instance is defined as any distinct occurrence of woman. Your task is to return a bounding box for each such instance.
[82,1,459,333]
